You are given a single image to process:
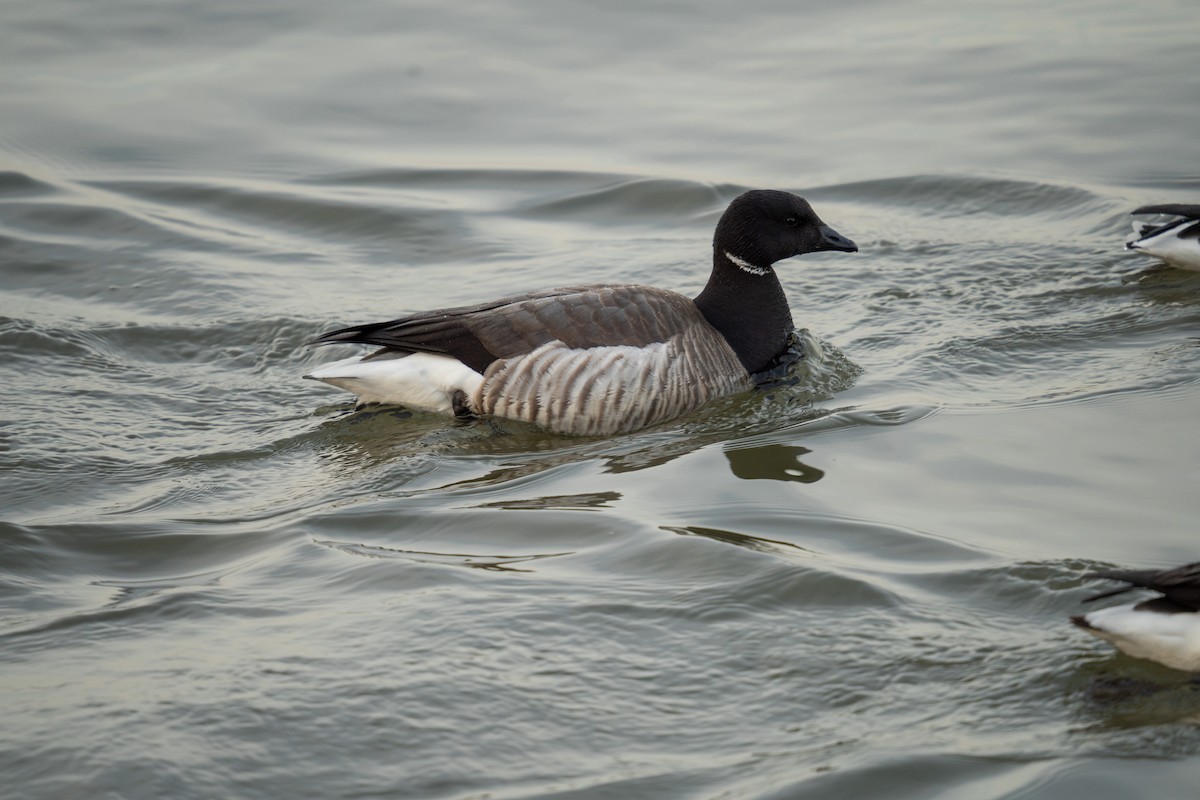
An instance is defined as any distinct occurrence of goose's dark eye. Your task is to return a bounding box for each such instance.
[785,217,798,227]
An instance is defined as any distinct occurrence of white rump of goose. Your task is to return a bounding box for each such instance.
[1127,204,1200,271]
[1072,562,1200,672]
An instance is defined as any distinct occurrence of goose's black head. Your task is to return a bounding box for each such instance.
[715,190,857,275]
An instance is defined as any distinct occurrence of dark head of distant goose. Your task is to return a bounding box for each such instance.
[693,189,857,374]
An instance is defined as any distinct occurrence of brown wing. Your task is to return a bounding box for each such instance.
[310,284,704,374]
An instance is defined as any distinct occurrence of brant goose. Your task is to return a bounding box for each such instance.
[1127,204,1200,271]
[306,189,857,435]
[1071,562,1200,672]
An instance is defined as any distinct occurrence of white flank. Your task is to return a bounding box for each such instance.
[1078,603,1200,672]
[724,251,769,276]
[1128,221,1200,272]
[305,352,484,413]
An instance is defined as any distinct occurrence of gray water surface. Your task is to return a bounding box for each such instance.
[3,1,1200,798]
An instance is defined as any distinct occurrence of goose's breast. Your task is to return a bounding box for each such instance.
[476,329,751,436]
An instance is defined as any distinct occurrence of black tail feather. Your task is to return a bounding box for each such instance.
[1131,203,1200,219]
[1080,563,1200,611]
[308,318,431,349]
[1081,584,1138,604]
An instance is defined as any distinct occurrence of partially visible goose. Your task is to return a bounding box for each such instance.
[1126,204,1200,271]
[305,189,857,436]
[1071,562,1200,672]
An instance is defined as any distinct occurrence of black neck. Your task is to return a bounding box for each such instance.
[692,250,794,374]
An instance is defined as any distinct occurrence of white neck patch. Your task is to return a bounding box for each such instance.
[724,251,769,276]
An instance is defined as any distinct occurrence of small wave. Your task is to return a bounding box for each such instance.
[0,170,59,198]
[315,538,573,572]
[513,176,729,224]
[302,165,625,195]
[814,173,1112,220]
[84,177,503,263]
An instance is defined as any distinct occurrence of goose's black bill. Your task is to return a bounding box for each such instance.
[817,225,857,253]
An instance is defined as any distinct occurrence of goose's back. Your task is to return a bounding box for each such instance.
[467,284,704,356]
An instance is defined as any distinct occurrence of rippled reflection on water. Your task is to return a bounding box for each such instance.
[3,0,1200,798]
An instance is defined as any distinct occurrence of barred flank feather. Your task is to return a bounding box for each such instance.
[475,329,749,436]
